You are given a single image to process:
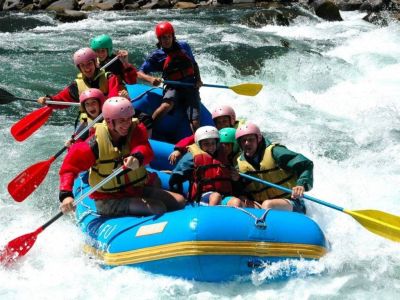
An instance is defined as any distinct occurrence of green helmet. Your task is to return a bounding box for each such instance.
[219,127,239,153]
[90,34,113,56]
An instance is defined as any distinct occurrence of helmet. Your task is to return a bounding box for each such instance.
[79,88,105,107]
[102,97,135,129]
[219,127,239,153]
[90,34,113,56]
[194,126,220,145]
[211,105,236,126]
[235,122,262,143]
[155,21,174,39]
[73,47,97,67]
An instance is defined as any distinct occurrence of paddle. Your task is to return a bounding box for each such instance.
[0,165,125,267]
[0,88,81,106]
[239,173,400,243]
[7,88,154,202]
[163,80,263,96]
[9,56,120,142]
[8,113,104,202]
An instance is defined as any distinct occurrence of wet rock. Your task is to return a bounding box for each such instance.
[362,11,388,25]
[46,0,76,11]
[141,0,171,9]
[2,0,26,10]
[124,2,139,9]
[311,0,343,21]
[335,0,363,11]
[55,8,87,22]
[359,0,385,12]
[240,9,301,27]
[173,1,198,8]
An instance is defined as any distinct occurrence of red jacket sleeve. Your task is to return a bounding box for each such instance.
[59,141,96,192]
[123,63,138,84]
[129,123,154,166]
[174,134,195,153]
[48,83,79,109]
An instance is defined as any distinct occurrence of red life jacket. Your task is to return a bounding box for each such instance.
[190,147,233,201]
[162,48,195,81]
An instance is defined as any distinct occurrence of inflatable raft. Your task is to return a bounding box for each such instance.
[74,84,328,282]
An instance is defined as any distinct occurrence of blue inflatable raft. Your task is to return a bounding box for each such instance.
[74,84,328,282]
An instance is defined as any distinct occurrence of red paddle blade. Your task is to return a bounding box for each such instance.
[0,228,42,267]
[8,157,55,202]
[10,106,53,142]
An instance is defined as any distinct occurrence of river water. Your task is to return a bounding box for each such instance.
[0,8,400,299]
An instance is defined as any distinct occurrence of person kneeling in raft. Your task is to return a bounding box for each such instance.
[59,97,186,216]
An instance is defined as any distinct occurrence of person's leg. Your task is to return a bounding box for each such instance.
[152,100,174,123]
[261,198,293,211]
[95,197,165,216]
[185,89,201,133]
[224,196,243,207]
[143,186,186,212]
[128,197,166,216]
[152,88,177,123]
[208,192,222,206]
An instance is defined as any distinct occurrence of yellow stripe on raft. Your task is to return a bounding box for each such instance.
[84,241,327,266]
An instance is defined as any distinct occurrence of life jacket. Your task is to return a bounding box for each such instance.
[237,144,297,202]
[187,144,233,201]
[75,70,109,96]
[234,119,246,129]
[162,47,195,81]
[88,121,148,193]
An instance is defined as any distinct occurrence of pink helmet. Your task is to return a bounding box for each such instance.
[102,97,135,128]
[235,122,262,143]
[79,88,105,107]
[155,21,174,39]
[211,105,236,126]
[73,47,97,67]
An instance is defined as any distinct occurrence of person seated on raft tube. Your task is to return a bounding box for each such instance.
[168,104,244,165]
[65,88,106,147]
[137,21,203,133]
[90,34,154,136]
[169,126,243,207]
[235,122,313,213]
[37,47,126,107]
[59,97,186,216]
[90,34,138,85]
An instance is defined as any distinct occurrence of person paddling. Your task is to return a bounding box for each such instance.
[236,122,313,213]
[37,47,124,107]
[169,126,242,207]
[59,97,186,216]
[137,21,203,133]
[90,34,138,85]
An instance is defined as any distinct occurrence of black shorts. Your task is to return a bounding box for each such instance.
[163,87,201,122]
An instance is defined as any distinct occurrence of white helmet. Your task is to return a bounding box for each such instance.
[194,126,220,145]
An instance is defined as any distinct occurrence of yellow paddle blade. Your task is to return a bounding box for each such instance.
[229,83,263,96]
[344,209,400,242]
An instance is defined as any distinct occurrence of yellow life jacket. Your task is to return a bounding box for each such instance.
[75,70,109,96]
[237,144,297,202]
[88,120,147,193]
[233,119,246,129]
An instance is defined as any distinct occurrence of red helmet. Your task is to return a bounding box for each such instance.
[155,21,174,39]
[73,47,97,67]
[79,88,105,107]
[235,122,262,143]
[102,97,135,129]
[211,105,236,126]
